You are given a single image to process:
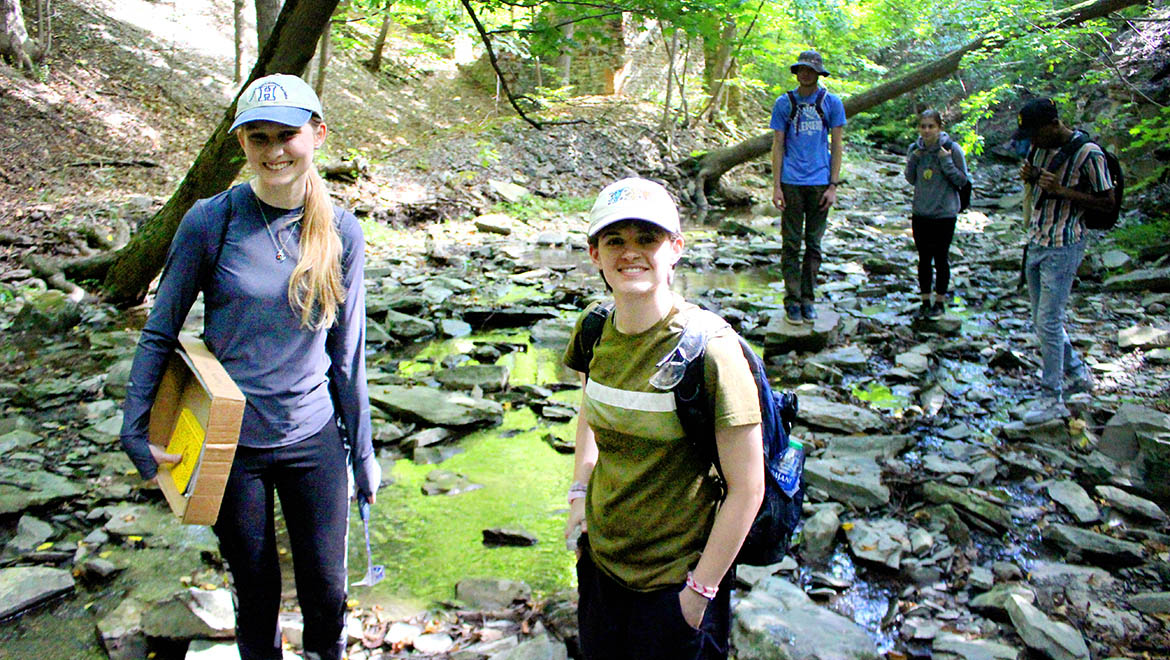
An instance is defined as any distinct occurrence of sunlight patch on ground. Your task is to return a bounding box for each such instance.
[92,0,243,63]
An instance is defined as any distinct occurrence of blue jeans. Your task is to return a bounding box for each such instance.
[1025,241,1087,399]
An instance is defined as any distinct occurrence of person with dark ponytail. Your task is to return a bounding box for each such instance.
[119,74,379,660]
[905,109,970,318]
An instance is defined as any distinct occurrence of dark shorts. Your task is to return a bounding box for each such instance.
[576,535,733,660]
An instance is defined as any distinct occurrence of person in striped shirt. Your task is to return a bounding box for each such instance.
[1014,98,1115,425]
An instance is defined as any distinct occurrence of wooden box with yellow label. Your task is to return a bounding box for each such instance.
[147,334,246,525]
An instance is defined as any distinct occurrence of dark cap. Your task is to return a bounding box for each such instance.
[790,50,830,76]
[1012,98,1059,140]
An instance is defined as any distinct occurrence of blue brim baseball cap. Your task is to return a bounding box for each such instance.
[230,74,323,132]
[230,106,312,132]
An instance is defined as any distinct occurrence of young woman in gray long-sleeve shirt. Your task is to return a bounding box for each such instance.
[119,74,379,660]
[905,109,970,318]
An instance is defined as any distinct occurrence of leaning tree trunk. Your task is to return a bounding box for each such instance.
[97,0,340,305]
[312,22,330,99]
[365,8,391,71]
[0,0,41,72]
[687,0,1150,207]
[255,0,284,52]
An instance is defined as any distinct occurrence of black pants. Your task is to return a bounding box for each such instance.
[911,214,957,296]
[576,536,732,660]
[213,422,350,660]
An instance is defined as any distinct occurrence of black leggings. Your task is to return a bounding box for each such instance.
[213,422,350,660]
[911,214,957,296]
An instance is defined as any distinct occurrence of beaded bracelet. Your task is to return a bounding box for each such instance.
[567,481,588,504]
[685,571,718,600]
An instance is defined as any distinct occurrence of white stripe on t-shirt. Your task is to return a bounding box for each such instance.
[585,379,676,413]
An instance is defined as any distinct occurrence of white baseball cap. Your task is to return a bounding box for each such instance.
[587,178,681,238]
[230,74,323,132]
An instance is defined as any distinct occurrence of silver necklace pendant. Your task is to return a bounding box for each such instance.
[275,249,286,262]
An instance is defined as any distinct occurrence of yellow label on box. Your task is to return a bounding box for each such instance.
[164,408,205,495]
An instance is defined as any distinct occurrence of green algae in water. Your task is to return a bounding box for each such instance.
[353,406,577,607]
[851,382,910,413]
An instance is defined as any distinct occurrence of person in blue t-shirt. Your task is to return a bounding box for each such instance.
[769,50,846,325]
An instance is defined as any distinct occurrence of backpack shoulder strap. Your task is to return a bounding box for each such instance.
[668,309,733,458]
[813,88,828,129]
[785,90,799,125]
[577,300,615,375]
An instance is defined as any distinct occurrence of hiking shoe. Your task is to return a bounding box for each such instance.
[785,303,803,325]
[914,302,931,318]
[1023,397,1070,425]
[1066,370,1095,395]
[801,302,818,322]
[928,301,944,318]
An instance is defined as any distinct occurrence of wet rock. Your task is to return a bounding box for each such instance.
[97,597,147,660]
[422,469,484,496]
[804,456,889,508]
[968,565,994,591]
[441,318,474,337]
[435,364,510,392]
[1045,480,1099,523]
[11,290,83,333]
[1044,524,1145,566]
[844,518,910,569]
[800,507,840,560]
[79,558,122,580]
[732,577,879,660]
[1,514,53,559]
[1005,594,1090,660]
[1100,249,1131,269]
[100,504,174,537]
[895,351,929,374]
[1099,403,1170,492]
[970,583,1036,615]
[141,588,235,639]
[763,308,842,355]
[0,566,75,618]
[1000,418,1068,443]
[1128,591,1170,614]
[822,434,912,460]
[0,466,86,515]
[992,561,1023,582]
[482,528,538,547]
[455,578,532,609]
[474,213,515,236]
[736,559,797,587]
[797,395,885,433]
[1094,485,1167,521]
[1104,266,1170,292]
[932,631,1021,660]
[489,632,568,660]
[809,345,869,372]
[1118,325,1170,350]
[539,405,575,421]
[463,306,559,330]
[415,632,456,654]
[383,310,437,340]
[405,427,455,449]
[369,385,504,428]
[922,482,1011,530]
[923,454,976,476]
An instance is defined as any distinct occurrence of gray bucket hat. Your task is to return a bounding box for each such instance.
[790,50,830,76]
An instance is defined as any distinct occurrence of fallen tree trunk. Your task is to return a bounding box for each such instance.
[95,0,340,305]
[687,0,1148,207]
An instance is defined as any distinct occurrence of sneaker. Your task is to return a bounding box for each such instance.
[801,302,818,322]
[1023,397,1070,425]
[785,303,803,325]
[914,302,931,318]
[1066,370,1095,395]
[928,301,944,318]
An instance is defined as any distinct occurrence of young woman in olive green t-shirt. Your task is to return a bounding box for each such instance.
[563,178,764,660]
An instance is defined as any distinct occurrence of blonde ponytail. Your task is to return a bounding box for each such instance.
[288,161,345,329]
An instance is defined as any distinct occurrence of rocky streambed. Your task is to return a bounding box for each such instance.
[1,150,1168,659]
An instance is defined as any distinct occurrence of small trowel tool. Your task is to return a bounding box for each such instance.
[353,499,385,587]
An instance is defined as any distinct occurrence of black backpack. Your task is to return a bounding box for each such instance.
[579,302,803,566]
[1031,131,1124,230]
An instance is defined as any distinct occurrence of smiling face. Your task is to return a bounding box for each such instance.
[236,119,326,195]
[918,116,941,145]
[588,220,683,297]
